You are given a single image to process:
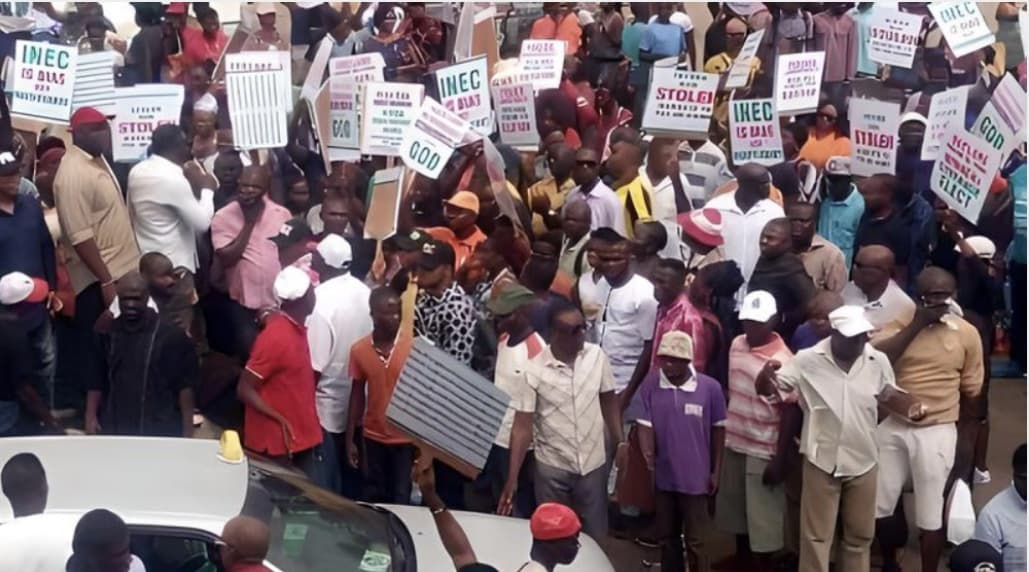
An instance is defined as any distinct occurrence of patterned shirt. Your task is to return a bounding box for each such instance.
[650,292,714,375]
[725,333,794,460]
[414,282,477,366]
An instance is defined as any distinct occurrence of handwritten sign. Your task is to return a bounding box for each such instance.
[849,98,900,177]
[329,76,360,154]
[71,51,116,116]
[868,8,923,68]
[922,86,970,160]
[225,51,292,149]
[931,128,1003,222]
[774,51,825,116]
[329,52,385,82]
[11,40,76,122]
[929,1,994,58]
[112,85,185,163]
[641,67,719,139]
[360,82,424,156]
[519,40,564,91]
[971,73,1026,159]
[399,98,471,179]
[435,56,491,135]
[725,29,764,89]
[729,98,783,167]
[492,82,539,149]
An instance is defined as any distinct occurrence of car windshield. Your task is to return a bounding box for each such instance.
[242,458,414,572]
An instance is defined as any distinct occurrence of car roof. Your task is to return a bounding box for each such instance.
[0,436,248,530]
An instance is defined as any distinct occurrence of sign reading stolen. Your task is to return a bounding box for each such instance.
[642,67,719,140]
[112,84,185,162]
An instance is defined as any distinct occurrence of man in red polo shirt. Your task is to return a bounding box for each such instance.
[236,266,322,479]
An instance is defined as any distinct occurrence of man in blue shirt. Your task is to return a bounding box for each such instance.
[1010,162,1027,373]
[817,156,865,269]
[974,444,1027,571]
[639,3,685,64]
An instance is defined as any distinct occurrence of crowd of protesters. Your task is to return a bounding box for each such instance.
[0,2,1027,571]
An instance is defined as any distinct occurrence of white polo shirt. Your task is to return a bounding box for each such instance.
[842,279,916,341]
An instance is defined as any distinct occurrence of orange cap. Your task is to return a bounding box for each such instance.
[445,191,480,215]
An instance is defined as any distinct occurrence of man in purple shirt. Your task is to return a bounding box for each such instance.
[638,331,726,572]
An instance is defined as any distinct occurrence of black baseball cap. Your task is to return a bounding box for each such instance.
[418,239,455,270]
[949,539,1003,572]
[271,217,314,249]
[388,229,432,253]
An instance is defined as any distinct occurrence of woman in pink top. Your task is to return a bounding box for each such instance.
[798,100,851,171]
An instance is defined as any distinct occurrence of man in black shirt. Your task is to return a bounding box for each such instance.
[749,218,815,339]
[853,174,911,286]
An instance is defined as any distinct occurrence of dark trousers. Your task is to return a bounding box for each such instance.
[363,438,415,504]
[656,489,712,572]
[1011,262,1026,372]
[270,447,322,483]
[228,299,258,360]
[475,444,537,517]
[200,288,236,357]
[26,317,56,409]
[318,429,363,499]
[64,283,106,409]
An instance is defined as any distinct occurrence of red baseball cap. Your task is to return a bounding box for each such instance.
[679,208,724,248]
[69,107,107,131]
[165,2,188,15]
[529,503,581,541]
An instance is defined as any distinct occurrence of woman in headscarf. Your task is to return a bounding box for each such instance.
[191,93,219,172]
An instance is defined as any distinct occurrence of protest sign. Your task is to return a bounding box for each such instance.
[329,52,386,81]
[921,86,970,160]
[435,56,491,135]
[774,51,825,116]
[849,98,900,177]
[929,1,994,58]
[482,137,523,231]
[931,128,1003,222]
[400,98,471,179]
[519,40,564,91]
[300,36,332,101]
[72,51,116,116]
[360,82,425,156]
[11,40,76,122]
[971,73,1026,159]
[642,67,719,140]
[365,166,404,241]
[225,51,292,149]
[867,8,923,68]
[725,29,764,89]
[308,82,335,169]
[492,82,539,149]
[111,85,185,163]
[329,76,360,156]
[729,98,783,167]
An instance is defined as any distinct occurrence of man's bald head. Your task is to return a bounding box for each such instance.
[564,198,591,221]
[916,266,957,296]
[852,245,896,298]
[855,245,895,270]
[736,163,771,199]
[115,271,147,298]
[221,515,270,565]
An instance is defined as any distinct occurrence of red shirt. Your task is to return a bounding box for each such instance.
[244,313,322,456]
[182,26,228,67]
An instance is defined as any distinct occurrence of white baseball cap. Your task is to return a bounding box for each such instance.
[316,234,353,269]
[739,290,777,323]
[273,266,311,303]
[829,306,875,338]
[0,272,48,305]
[255,3,277,15]
[955,236,996,259]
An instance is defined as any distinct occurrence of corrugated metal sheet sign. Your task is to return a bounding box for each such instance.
[387,337,511,477]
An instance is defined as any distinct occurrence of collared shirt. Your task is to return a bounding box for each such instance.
[975,484,1027,571]
[0,193,56,331]
[579,273,658,391]
[128,154,215,272]
[244,313,323,456]
[414,283,477,366]
[516,343,616,475]
[494,332,545,448]
[210,196,292,310]
[893,316,984,426]
[559,232,592,279]
[842,279,915,341]
[813,10,857,82]
[637,167,694,260]
[349,331,414,445]
[797,235,848,293]
[528,176,575,236]
[705,192,785,296]
[424,226,487,270]
[564,179,627,237]
[529,13,581,54]
[55,146,140,294]
[651,292,713,374]
[817,185,865,268]
[773,338,896,477]
[308,273,372,433]
[725,333,794,460]
[181,26,228,66]
[615,177,652,238]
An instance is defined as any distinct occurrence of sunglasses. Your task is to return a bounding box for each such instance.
[818,112,838,122]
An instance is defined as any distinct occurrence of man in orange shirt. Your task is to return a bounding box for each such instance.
[425,191,487,270]
[530,3,582,55]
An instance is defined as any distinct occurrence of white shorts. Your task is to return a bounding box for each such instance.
[874,417,957,530]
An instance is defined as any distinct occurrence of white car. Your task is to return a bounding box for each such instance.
[0,436,614,572]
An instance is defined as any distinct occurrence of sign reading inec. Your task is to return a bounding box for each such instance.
[11,40,76,122]
[435,56,492,136]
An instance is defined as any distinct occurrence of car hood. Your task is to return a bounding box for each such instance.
[381,504,614,572]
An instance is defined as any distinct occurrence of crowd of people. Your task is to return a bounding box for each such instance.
[0,2,1027,571]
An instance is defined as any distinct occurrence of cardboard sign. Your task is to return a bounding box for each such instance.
[971,73,1026,159]
[519,40,564,91]
[11,40,76,122]
[931,128,1003,222]
[328,76,360,154]
[435,56,491,135]
[774,51,825,116]
[725,29,764,89]
[492,82,539,149]
[849,98,900,177]
[308,82,335,169]
[399,98,471,179]
[729,98,784,167]
[225,52,292,149]
[329,52,386,82]
[929,1,995,58]
[360,82,425,156]
[300,36,332,101]
[365,166,404,241]
[112,85,185,163]
[455,4,499,80]
[868,8,923,68]
[641,67,719,140]
[921,86,970,160]
[71,51,116,116]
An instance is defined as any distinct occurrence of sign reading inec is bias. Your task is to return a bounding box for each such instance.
[11,40,76,122]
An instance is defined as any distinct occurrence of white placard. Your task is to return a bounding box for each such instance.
[435,55,491,135]
[360,82,425,156]
[641,67,719,139]
[929,1,995,58]
[1021,10,1029,59]
[400,98,472,179]
[329,76,359,152]
[849,98,900,177]
[729,97,784,167]
[774,51,825,116]
[492,82,539,148]
[112,84,185,163]
[225,52,292,149]
[971,73,1026,159]
[867,8,923,68]
[300,36,333,101]
[725,29,764,89]
[11,40,76,122]
[519,40,564,91]
[329,52,386,82]
[930,127,1003,222]
[922,86,970,160]
[72,51,116,116]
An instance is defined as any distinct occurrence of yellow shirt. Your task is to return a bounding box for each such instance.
[528,177,575,236]
[614,177,652,238]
